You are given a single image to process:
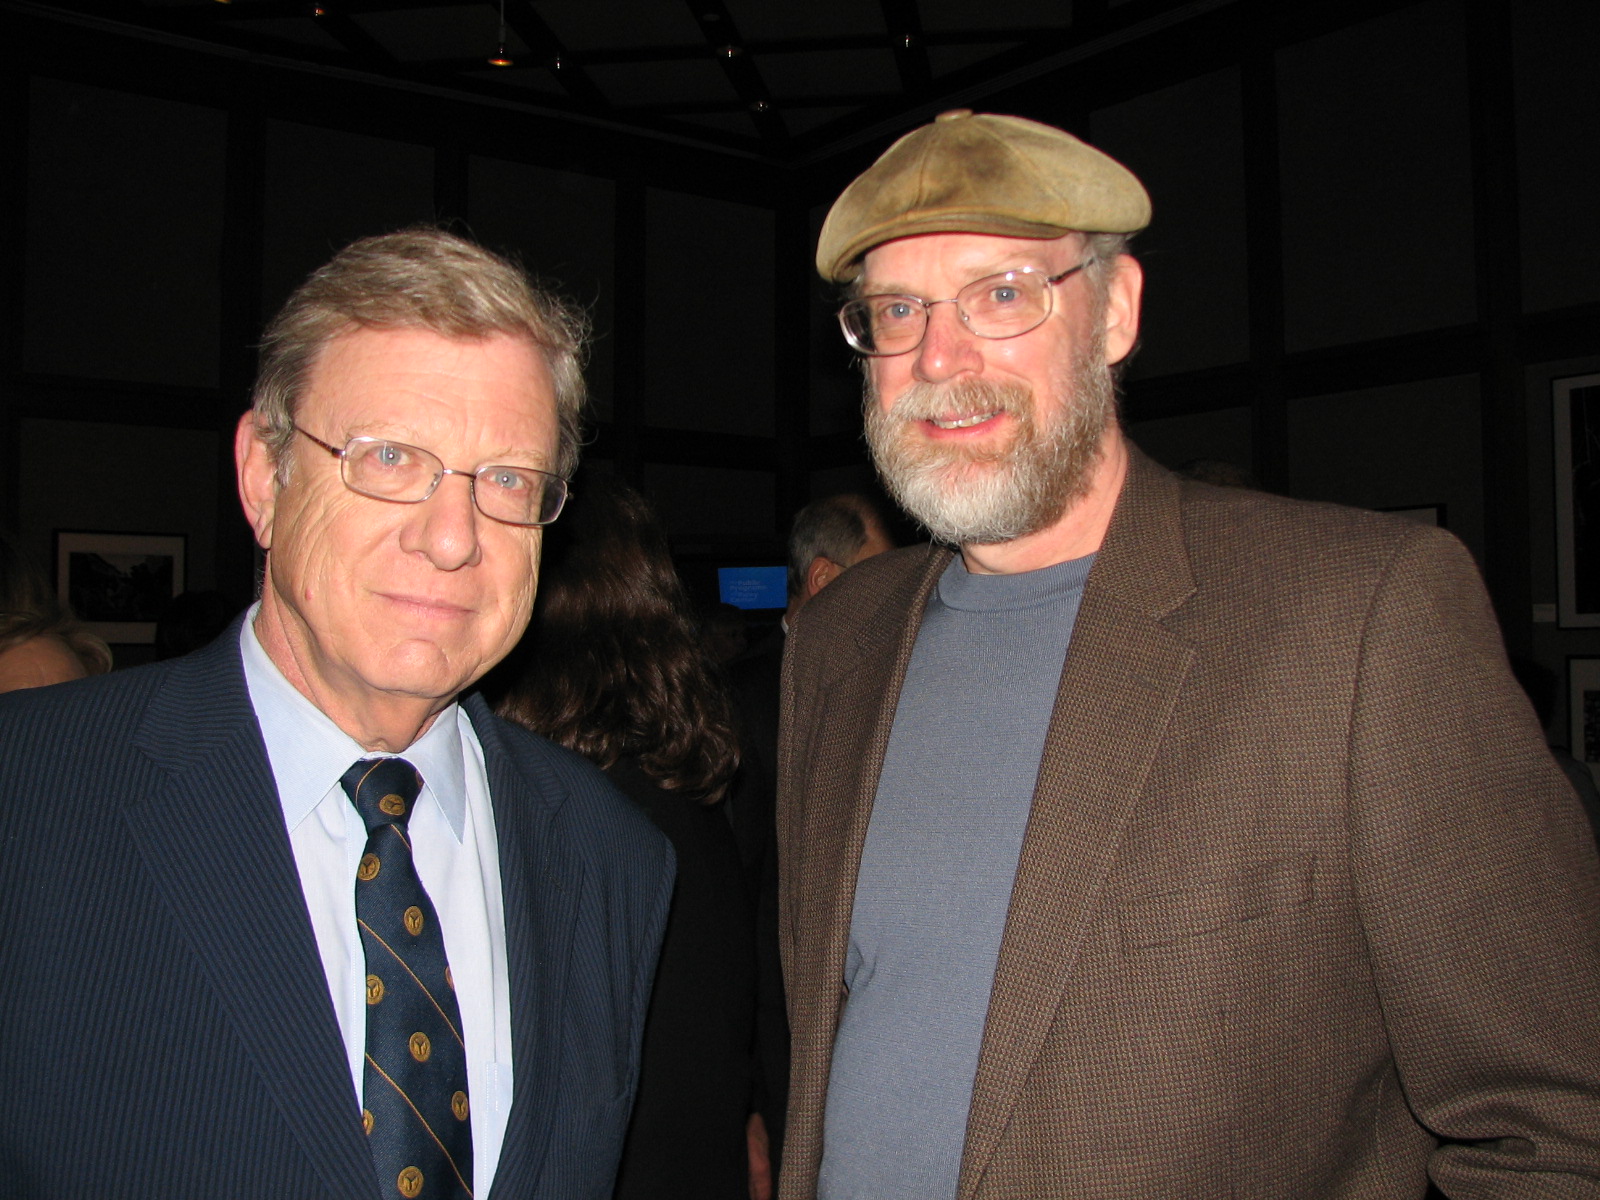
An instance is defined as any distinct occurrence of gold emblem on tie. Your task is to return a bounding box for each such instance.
[366,974,385,1005]
[445,966,454,991]
[452,1090,469,1121]
[379,792,407,817]
[403,905,424,936]
[358,853,381,882]
[409,1031,432,1062]
[397,1166,424,1197]
[362,1109,374,1135]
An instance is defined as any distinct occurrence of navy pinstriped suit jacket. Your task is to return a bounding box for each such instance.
[0,624,674,1199]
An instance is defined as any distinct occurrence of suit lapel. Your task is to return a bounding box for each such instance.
[124,634,380,1200]
[958,451,1197,1198]
[463,696,578,1199]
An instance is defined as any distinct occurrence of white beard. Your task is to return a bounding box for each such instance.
[864,330,1116,546]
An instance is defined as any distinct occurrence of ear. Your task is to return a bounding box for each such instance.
[235,412,279,551]
[804,555,843,599]
[1101,253,1144,367]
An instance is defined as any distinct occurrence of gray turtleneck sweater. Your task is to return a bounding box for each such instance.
[819,550,1095,1200]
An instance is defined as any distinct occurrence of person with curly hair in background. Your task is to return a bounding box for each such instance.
[495,475,768,1200]
[0,527,111,692]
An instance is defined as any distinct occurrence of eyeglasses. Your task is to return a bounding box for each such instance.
[837,262,1088,357]
[294,426,569,527]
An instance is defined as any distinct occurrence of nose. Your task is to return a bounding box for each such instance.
[399,469,483,571]
[911,299,983,384]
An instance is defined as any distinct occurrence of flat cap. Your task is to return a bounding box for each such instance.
[816,109,1151,282]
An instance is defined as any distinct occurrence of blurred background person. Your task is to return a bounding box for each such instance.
[0,527,111,692]
[493,476,765,1200]
[699,599,751,667]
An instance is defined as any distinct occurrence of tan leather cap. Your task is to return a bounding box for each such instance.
[816,109,1151,282]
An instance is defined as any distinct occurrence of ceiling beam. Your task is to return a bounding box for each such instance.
[499,0,611,110]
[617,94,899,116]
[301,1,396,67]
[682,0,788,144]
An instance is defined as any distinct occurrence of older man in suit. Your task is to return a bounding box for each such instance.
[0,229,672,1199]
[777,110,1600,1199]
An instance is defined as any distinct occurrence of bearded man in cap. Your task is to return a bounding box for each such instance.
[776,110,1600,1199]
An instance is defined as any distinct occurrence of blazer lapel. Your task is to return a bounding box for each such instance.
[791,544,951,1022]
[124,634,380,1200]
[958,451,1197,1198]
[463,696,578,1199]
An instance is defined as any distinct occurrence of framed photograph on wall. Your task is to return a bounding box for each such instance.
[1568,658,1600,786]
[54,530,185,645]
[1553,372,1600,626]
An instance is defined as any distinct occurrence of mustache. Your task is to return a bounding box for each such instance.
[883,378,1033,423]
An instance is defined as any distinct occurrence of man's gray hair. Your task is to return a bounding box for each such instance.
[787,493,885,598]
[251,227,590,479]
[1079,231,1130,299]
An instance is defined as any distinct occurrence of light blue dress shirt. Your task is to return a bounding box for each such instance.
[240,608,513,1197]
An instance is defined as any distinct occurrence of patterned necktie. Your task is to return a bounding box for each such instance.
[341,757,474,1200]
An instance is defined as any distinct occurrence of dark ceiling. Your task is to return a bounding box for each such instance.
[20,0,1230,165]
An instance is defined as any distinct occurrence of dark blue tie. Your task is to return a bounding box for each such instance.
[341,757,474,1200]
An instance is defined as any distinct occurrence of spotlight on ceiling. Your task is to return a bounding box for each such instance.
[488,0,514,66]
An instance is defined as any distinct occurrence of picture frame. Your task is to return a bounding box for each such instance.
[54,530,186,645]
[1568,657,1600,786]
[1552,372,1600,627]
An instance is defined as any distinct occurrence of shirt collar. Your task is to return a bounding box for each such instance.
[240,604,469,841]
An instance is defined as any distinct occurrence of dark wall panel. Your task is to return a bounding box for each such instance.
[18,418,221,601]
[468,157,617,417]
[810,462,882,508]
[641,461,775,543]
[1126,406,1253,475]
[1286,374,1483,561]
[1514,0,1600,314]
[24,78,226,387]
[261,119,434,320]
[806,200,862,439]
[1092,68,1250,381]
[1277,0,1475,351]
[642,189,775,438]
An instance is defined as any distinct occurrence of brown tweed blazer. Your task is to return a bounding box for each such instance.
[777,448,1600,1199]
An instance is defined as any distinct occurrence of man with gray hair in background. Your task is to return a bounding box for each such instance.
[785,493,897,626]
[0,228,672,1200]
[778,110,1600,1198]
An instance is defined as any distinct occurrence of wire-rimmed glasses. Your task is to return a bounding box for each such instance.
[837,261,1088,357]
[294,426,569,527]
